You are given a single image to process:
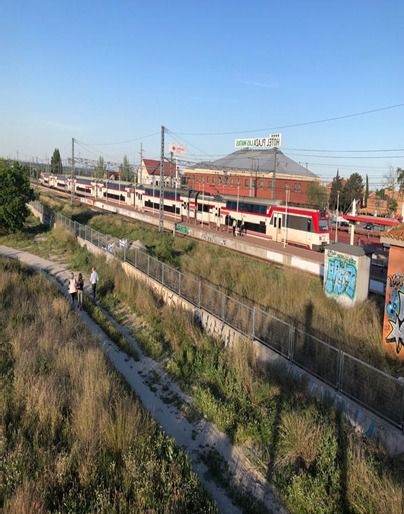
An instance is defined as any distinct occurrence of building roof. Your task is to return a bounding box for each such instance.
[382,224,404,244]
[142,159,176,177]
[188,149,318,178]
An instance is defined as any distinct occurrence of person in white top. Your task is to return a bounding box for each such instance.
[68,272,78,306]
[90,266,99,301]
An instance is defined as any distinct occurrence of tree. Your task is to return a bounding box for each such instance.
[364,174,369,208]
[329,170,344,211]
[119,155,132,181]
[397,168,404,194]
[95,156,107,179]
[340,173,364,212]
[307,182,327,208]
[388,198,398,215]
[50,148,63,174]
[0,160,35,232]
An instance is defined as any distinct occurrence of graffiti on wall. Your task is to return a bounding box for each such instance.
[385,272,404,355]
[325,251,357,300]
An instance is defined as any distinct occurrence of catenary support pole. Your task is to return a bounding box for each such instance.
[159,126,165,233]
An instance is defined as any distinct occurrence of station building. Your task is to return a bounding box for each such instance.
[183,148,320,205]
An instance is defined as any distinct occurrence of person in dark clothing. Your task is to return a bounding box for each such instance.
[76,272,84,309]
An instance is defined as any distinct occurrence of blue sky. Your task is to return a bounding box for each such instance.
[1,0,403,187]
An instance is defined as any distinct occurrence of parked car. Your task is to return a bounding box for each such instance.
[364,223,374,230]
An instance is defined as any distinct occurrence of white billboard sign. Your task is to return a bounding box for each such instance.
[169,143,186,155]
[235,133,282,150]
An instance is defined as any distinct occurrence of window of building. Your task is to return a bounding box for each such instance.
[294,183,301,192]
[259,180,264,188]
[245,179,249,187]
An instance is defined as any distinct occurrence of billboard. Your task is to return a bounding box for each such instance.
[169,144,186,155]
[235,133,282,150]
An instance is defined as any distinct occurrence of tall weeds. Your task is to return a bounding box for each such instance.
[0,258,217,513]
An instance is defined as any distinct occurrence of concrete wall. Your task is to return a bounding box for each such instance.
[383,243,404,360]
[77,236,404,456]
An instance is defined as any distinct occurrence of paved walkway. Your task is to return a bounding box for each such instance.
[0,245,285,514]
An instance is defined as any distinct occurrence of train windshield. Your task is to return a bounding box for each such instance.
[319,219,329,231]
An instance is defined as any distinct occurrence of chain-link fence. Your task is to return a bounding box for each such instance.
[45,206,404,430]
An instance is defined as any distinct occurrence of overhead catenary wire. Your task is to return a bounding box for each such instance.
[75,131,159,147]
[171,102,404,136]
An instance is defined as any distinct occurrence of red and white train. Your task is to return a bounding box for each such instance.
[39,173,330,250]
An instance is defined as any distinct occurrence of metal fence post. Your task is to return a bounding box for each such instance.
[252,307,256,339]
[288,325,295,360]
[337,351,345,391]
[161,262,164,284]
[135,249,138,268]
[198,280,201,308]
[178,272,181,297]
[147,255,150,276]
[123,244,127,262]
[400,383,404,431]
[221,293,226,321]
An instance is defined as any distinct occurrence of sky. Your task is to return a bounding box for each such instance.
[1,0,403,188]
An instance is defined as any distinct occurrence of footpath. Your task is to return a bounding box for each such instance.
[0,245,285,514]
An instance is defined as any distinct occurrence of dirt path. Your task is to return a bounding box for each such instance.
[0,245,286,514]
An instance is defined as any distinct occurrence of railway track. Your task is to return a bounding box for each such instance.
[32,181,387,293]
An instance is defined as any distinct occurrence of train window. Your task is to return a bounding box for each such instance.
[286,215,312,232]
[319,220,328,231]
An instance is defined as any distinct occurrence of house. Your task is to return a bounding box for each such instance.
[137,159,177,187]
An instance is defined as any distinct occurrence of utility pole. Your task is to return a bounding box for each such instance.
[159,126,165,234]
[272,147,277,201]
[335,190,340,243]
[71,137,75,205]
[138,143,143,185]
[284,185,290,248]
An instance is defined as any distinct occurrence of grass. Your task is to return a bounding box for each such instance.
[0,257,217,513]
[2,210,403,514]
[80,250,403,514]
[38,193,395,373]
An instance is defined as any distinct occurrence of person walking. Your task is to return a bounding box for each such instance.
[232,218,237,237]
[68,272,77,307]
[90,266,99,301]
[76,272,84,309]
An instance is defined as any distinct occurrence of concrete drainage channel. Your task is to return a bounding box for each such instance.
[0,246,285,514]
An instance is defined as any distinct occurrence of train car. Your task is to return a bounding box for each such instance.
[267,205,329,250]
[102,180,129,204]
[38,173,329,250]
[216,196,329,250]
[39,172,50,186]
[142,186,182,217]
[75,177,94,197]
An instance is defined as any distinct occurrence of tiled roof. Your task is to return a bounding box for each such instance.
[384,224,404,241]
[142,159,176,177]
